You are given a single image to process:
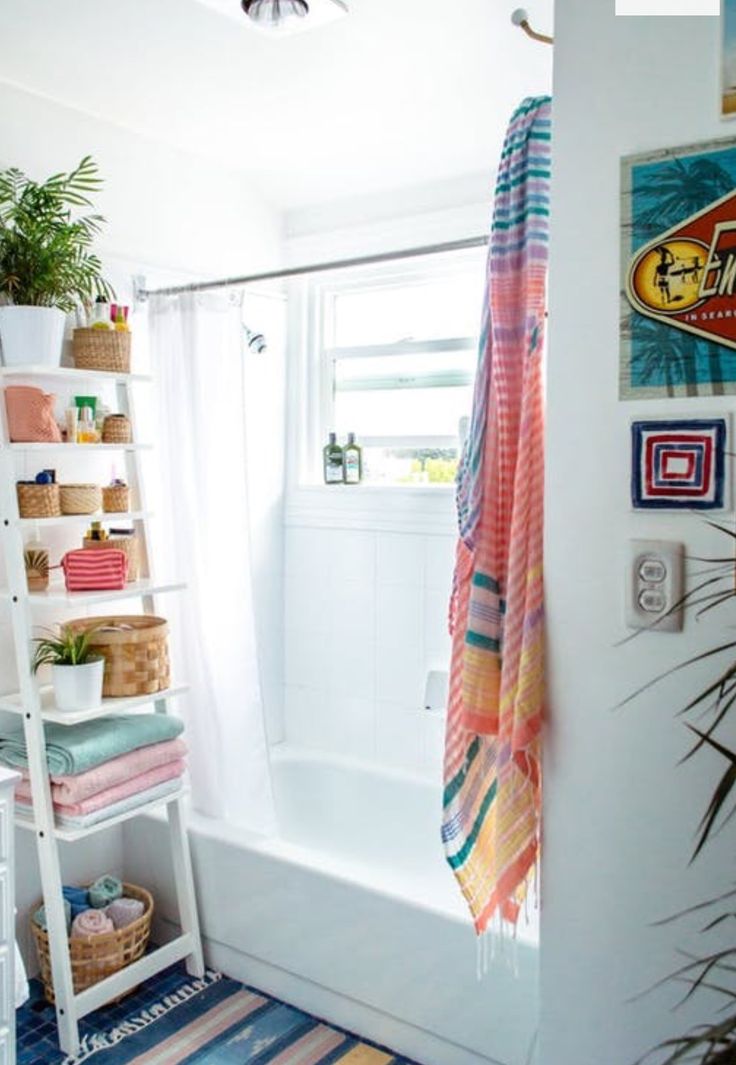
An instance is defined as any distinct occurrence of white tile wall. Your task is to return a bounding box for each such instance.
[283,526,456,778]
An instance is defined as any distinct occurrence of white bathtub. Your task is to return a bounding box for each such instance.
[124,746,539,1065]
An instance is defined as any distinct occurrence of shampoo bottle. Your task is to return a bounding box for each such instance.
[323,433,344,485]
[343,432,363,485]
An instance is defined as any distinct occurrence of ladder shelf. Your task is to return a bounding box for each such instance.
[0,363,204,1057]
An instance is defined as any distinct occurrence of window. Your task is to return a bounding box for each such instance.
[307,249,485,486]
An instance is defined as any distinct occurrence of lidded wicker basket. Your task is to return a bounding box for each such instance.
[17,483,61,519]
[72,329,131,374]
[31,882,153,1003]
[60,484,101,515]
[102,414,132,444]
[66,615,169,697]
[102,485,130,513]
[83,535,140,583]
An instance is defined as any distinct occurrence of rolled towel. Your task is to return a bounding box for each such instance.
[71,909,114,939]
[33,899,71,934]
[88,875,123,909]
[106,897,145,930]
[63,885,90,920]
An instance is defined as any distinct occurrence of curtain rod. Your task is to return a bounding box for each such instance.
[136,235,489,301]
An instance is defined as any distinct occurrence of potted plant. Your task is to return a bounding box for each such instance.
[0,156,113,367]
[32,625,105,712]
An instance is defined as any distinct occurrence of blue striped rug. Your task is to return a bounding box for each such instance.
[18,963,419,1064]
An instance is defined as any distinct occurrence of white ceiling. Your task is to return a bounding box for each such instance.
[0,0,553,213]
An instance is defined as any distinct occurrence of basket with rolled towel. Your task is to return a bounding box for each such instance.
[31,877,153,1002]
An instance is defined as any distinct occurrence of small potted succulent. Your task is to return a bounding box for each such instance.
[32,625,104,712]
[0,156,113,366]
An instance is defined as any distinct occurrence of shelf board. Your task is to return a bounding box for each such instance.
[7,442,150,452]
[15,783,189,841]
[0,577,185,606]
[0,365,151,385]
[0,682,188,725]
[15,509,151,528]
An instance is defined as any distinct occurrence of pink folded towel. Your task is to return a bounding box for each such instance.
[106,897,145,929]
[16,759,186,818]
[17,739,187,805]
[71,909,114,938]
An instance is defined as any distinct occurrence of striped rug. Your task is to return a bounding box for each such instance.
[18,963,418,1065]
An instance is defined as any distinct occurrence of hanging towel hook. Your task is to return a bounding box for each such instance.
[511,8,553,45]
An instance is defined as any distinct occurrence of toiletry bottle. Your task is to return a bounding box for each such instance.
[77,406,97,443]
[65,404,78,444]
[114,307,130,332]
[91,296,112,330]
[323,433,344,485]
[343,432,363,485]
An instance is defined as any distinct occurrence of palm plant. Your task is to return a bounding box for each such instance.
[31,625,102,672]
[0,156,113,312]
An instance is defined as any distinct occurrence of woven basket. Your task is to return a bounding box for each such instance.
[66,616,170,697]
[102,414,132,444]
[17,483,61,519]
[83,536,140,583]
[31,882,153,1004]
[60,484,101,515]
[102,485,130,513]
[72,329,131,374]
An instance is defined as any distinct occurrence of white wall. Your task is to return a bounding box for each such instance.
[0,81,285,967]
[542,7,733,1065]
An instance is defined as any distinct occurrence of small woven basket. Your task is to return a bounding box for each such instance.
[102,485,130,513]
[72,329,131,374]
[66,615,170,697]
[31,882,153,1004]
[102,415,132,444]
[60,484,102,515]
[17,483,61,519]
[83,536,140,583]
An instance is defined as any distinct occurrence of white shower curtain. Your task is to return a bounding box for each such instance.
[147,290,276,833]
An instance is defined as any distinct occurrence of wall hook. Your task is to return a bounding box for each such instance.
[511,8,553,45]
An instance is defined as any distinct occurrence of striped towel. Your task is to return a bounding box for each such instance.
[443,96,551,935]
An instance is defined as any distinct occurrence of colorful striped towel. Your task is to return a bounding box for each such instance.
[444,96,551,935]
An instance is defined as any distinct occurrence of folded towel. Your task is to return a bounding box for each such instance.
[63,885,90,920]
[16,777,184,830]
[106,897,144,929]
[33,900,71,934]
[71,909,114,938]
[89,875,122,910]
[17,739,188,805]
[0,715,184,776]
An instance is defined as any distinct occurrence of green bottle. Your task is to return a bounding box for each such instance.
[323,432,344,485]
[343,432,363,485]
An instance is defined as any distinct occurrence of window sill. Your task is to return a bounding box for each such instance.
[285,484,457,534]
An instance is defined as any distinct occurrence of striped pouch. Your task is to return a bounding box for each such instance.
[62,548,128,591]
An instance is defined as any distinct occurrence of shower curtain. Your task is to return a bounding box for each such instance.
[148,290,276,832]
[444,96,551,936]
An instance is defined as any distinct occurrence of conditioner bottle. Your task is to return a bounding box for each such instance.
[323,432,344,485]
[343,432,363,485]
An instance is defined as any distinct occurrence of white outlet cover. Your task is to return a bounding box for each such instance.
[626,539,685,633]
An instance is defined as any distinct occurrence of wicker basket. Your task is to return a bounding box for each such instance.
[102,414,132,444]
[60,484,102,515]
[72,329,131,374]
[17,483,61,519]
[31,882,153,1004]
[83,535,140,583]
[66,616,170,697]
[102,485,130,513]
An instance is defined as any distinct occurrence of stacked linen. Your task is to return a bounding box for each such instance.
[0,715,186,828]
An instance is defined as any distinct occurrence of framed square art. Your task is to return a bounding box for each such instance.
[631,417,729,510]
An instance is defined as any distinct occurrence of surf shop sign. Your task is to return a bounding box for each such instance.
[621,137,736,398]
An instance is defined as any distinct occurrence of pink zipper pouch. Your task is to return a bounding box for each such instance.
[62,549,128,592]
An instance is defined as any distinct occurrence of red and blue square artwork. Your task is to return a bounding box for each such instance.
[631,418,727,510]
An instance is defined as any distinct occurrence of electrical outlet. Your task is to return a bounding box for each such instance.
[626,539,684,633]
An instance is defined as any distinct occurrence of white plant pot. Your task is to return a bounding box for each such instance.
[0,305,66,367]
[51,658,104,712]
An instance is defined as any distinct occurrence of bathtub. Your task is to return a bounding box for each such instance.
[123,746,539,1065]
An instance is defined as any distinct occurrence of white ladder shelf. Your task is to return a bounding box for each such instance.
[0,364,204,1057]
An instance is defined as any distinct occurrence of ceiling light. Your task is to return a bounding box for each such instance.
[241,0,309,25]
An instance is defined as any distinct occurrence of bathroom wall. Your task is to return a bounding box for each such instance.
[0,81,285,964]
[542,6,733,1065]
[281,183,490,772]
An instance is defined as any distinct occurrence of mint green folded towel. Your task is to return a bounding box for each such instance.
[33,900,71,934]
[89,875,122,909]
[0,715,184,776]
